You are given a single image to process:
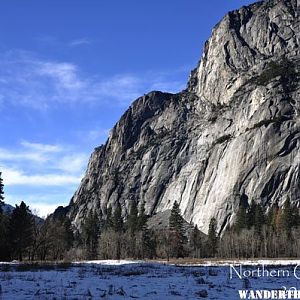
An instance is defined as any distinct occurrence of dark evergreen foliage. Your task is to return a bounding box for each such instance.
[247,202,257,229]
[137,201,148,230]
[9,201,34,261]
[113,201,123,232]
[0,213,10,261]
[168,201,187,258]
[0,172,4,213]
[266,204,278,230]
[3,194,300,261]
[282,197,298,238]
[127,200,138,233]
[189,225,202,258]
[235,204,247,232]
[105,205,113,229]
[254,203,265,237]
[82,212,100,258]
[207,217,218,257]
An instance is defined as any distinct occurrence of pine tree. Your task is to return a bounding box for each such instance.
[126,201,139,258]
[82,211,100,259]
[207,217,218,257]
[169,202,184,231]
[0,172,4,213]
[105,205,114,229]
[136,227,155,259]
[282,197,298,238]
[63,217,74,250]
[190,225,202,258]
[247,202,257,229]
[9,201,34,261]
[127,200,138,234]
[0,213,10,260]
[266,205,278,231]
[138,201,148,230]
[131,201,154,259]
[254,203,265,237]
[168,201,186,258]
[112,200,123,259]
[113,200,123,232]
[235,204,247,233]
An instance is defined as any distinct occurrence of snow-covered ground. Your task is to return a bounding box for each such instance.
[1,260,300,299]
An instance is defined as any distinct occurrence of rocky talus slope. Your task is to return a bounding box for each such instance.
[68,0,300,234]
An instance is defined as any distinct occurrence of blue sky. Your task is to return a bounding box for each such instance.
[0,0,257,217]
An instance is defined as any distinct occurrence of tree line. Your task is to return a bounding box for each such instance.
[1,170,300,261]
[0,181,215,261]
[220,198,300,258]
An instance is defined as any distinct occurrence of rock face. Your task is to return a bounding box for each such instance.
[68,0,300,234]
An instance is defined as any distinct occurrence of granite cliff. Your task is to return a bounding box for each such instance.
[67,0,300,234]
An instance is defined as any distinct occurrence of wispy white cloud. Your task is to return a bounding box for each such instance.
[21,141,63,153]
[0,50,187,110]
[69,38,91,47]
[95,75,143,105]
[0,148,45,163]
[0,140,88,186]
[35,36,92,48]
[37,61,85,90]
[0,140,88,216]
[4,168,81,186]
[56,153,88,174]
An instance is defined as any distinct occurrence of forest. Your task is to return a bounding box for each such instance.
[1,172,300,262]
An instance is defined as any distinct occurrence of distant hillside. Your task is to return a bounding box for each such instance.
[2,203,14,214]
[2,202,44,225]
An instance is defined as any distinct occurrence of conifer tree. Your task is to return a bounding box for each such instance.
[105,205,114,229]
[112,200,123,259]
[282,197,298,238]
[63,217,74,250]
[266,205,278,231]
[235,204,247,233]
[190,225,202,258]
[9,201,34,261]
[0,176,9,260]
[126,201,139,257]
[169,202,184,231]
[0,172,4,212]
[207,217,218,257]
[113,200,123,232]
[82,211,100,258]
[133,201,154,259]
[138,201,148,230]
[254,203,265,237]
[0,212,10,260]
[136,227,155,259]
[127,200,138,234]
[247,202,257,229]
[168,201,186,258]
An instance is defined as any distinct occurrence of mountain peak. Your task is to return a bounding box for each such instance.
[190,0,299,104]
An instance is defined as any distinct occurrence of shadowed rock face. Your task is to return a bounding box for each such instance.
[68,0,300,234]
